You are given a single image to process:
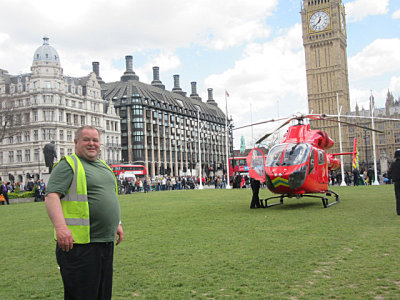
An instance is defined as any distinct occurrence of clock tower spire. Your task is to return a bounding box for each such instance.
[301,0,350,153]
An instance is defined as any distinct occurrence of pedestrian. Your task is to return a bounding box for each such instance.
[1,181,10,205]
[250,178,263,209]
[45,126,124,299]
[388,149,400,215]
[352,169,359,186]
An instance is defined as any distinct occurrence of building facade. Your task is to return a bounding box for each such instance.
[100,56,233,178]
[0,37,121,184]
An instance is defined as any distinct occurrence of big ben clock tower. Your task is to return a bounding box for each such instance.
[301,0,350,153]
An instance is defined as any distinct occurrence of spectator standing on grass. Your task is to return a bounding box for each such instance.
[45,126,123,299]
[250,178,263,209]
[388,149,400,215]
[1,181,9,205]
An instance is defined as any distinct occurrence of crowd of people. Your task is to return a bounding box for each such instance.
[118,174,237,194]
[0,179,47,204]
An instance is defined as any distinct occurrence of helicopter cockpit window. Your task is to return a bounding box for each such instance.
[318,150,325,165]
[265,144,286,167]
[309,149,314,174]
[281,143,310,166]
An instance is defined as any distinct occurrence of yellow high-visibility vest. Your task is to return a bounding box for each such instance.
[54,154,117,244]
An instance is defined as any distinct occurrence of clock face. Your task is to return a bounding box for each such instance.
[310,11,329,31]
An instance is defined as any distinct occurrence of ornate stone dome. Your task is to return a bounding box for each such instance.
[33,36,60,64]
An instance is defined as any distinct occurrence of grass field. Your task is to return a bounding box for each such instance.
[0,185,399,299]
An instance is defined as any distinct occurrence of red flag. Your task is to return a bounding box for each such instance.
[225,90,230,97]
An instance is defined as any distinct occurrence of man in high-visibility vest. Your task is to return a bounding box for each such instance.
[45,126,123,299]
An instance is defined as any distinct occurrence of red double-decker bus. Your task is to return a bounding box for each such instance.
[228,157,250,178]
[109,164,147,178]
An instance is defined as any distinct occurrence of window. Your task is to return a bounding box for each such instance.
[60,148,65,157]
[67,131,72,141]
[378,134,385,145]
[59,130,64,141]
[8,151,14,163]
[318,150,325,165]
[24,131,30,142]
[59,110,64,122]
[25,149,31,162]
[34,149,39,161]
[43,110,54,121]
[34,130,39,141]
[395,134,400,144]
[17,150,22,162]
[81,116,85,125]
[33,110,38,122]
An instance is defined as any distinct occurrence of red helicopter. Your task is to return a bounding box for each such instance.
[244,114,382,208]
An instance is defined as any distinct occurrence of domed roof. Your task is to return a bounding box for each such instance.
[33,36,60,64]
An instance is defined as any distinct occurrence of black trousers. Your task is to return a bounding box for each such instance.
[250,186,261,208]
[395,182,400,215]
[56,242,114,300]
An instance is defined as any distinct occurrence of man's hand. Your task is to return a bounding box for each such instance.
[55,225,74,252]
[116,224,124,245]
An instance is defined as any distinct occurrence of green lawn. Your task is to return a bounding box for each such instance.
[0,185,399,299]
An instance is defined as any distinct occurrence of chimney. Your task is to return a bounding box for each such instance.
[190,82,201,101]
[92,62,104,84]
[206,88,217,106]
[151,66,165,90]
[121,55,139,81]
[172,74,186,96]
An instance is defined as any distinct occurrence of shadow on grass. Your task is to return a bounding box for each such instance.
[264,201,322,210]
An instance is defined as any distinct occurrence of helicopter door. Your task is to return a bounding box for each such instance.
[246,148,266,182]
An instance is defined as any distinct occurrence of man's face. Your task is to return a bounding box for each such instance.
[74,128,100,161]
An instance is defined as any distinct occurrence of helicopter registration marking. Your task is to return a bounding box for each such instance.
[271,177,289,188]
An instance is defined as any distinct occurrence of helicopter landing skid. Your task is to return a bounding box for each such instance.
[260,190,340,208]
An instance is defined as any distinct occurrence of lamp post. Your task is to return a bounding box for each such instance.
[336,93,346,186]
[225,92,231,189]
[197,110,205,189]
[370,93,379,185]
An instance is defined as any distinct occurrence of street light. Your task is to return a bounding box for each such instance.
[197,110,205,189]
[336,93,346,186]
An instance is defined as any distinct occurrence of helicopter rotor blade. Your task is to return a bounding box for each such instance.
[231,117,290,131]
[326,114,400,122]
[318,115,384,133]
[255,118,294,144]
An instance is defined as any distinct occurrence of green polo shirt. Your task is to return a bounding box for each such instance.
[46,155,121,243]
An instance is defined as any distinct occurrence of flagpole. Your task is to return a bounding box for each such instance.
[225,90,231,189]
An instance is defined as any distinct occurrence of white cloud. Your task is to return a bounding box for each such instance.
[349,38,400,81]
[345,0,389,22]
[204,24,308,147]
[392,9,400,19]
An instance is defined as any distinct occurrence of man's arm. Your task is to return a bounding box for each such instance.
[45,192,74,251]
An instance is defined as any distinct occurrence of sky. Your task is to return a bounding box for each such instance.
[0,0,399,149]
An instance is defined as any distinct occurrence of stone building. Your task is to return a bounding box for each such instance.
[100,56,232,177]
[0,37,121,184]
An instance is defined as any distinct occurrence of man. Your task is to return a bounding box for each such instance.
[250,178,263,209]
[45,126,124,299]
[388,149,400,215]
